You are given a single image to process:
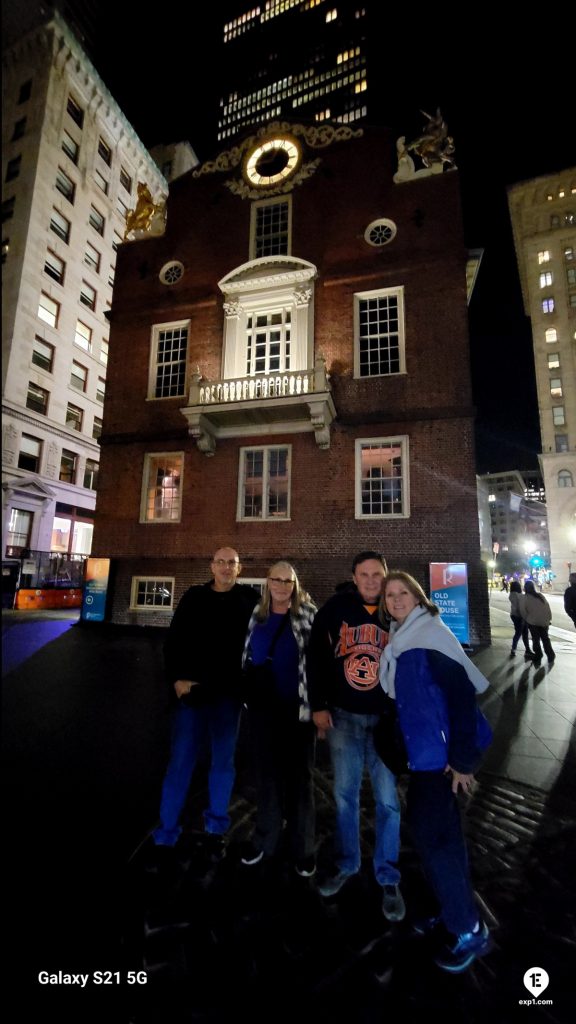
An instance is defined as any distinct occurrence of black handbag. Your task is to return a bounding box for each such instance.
[242,612,290,710]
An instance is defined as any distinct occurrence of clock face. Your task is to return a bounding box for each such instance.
[243,136,302,187]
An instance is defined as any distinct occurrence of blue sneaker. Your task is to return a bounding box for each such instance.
[434,920,492,973]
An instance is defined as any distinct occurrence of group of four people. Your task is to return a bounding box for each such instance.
[152,546,492,973]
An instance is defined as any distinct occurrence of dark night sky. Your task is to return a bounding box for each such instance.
[60,6,576,473]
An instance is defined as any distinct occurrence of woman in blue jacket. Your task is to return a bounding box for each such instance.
[379,571,492,974]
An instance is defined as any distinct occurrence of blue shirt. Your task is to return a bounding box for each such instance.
[249,613,299,702]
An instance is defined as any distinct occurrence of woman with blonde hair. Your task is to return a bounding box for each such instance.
[379,571,492,973]
[240,561,317,876]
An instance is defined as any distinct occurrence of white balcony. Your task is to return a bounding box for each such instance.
[180,356,336,455]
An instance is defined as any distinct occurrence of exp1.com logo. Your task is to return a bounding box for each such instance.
[519,968,553,1007]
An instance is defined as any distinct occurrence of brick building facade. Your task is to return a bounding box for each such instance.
[92,122,490,643]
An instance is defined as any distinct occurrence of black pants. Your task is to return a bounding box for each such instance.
[528,625,554,661]
[510,615,531,651]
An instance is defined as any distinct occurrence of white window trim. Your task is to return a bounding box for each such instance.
[147,320,190,400]
[355,435,410,519]
[353,286,406,378]
[140,452,184,524]
[249,195,292,260]
[237,443,292,522]
[129,576,175,611]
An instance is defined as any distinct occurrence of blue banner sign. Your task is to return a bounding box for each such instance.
[429,562,470,645]
[81,557,110,622]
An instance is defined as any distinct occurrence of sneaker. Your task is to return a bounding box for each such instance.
[509,649,516,657]
[317,868,356,897]
[381,884,406,922]
[240,844,264,867]
[294,855,316,878]
[204,833,227,863]
[524,651,535,660]
[434,920,492,973]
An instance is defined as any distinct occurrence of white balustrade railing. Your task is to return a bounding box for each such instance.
[198,370,314,405]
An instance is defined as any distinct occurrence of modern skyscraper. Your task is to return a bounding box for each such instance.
[508,170,576,586]
[1,9,167,605]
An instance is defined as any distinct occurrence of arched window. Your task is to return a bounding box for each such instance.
[558,469,573,488]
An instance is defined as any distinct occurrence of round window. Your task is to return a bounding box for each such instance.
[364,219,397,247]
[159,261,184,285]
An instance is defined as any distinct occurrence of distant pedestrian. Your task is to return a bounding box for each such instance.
[564,573,576,628]
[152,547,259,860]
[520,580,555,665]
[508,580,534,659]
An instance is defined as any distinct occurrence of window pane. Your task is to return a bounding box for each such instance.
[59,449,77,483]
[38,293,59,327]
[67,95,84,127]
[360,441,404,516]
[144,456,182,521]
[70,361,87,390]
[50,208,71,243]
[61,130,79,163]
[254,200,289,257]
[32,337,54,371]
[83,459,99,489]
[74,320,92,350]
[55,167,75,203]
[18,434,41,472]
[66,404,83,431]
[89,206,105,235]
[154,325,188,397]
[6,508,32,555]
[44,250,65,284]
[26,382,49,414]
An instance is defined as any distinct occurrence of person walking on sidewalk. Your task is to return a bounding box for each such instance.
[307,551,404,922]
[240,561,317,877]
[520,579,555,665]
[152,547,259,859]
[564,572,576,627]
[380,571,493,973]
[508,579,534,658]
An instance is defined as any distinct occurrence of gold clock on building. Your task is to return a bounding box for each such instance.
[243,135,302,187]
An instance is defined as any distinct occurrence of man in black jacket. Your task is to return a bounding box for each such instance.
[307,551,404,921]
[153,547,259,855]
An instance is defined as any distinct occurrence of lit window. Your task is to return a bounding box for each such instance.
[70,361,87,391]
[558,469,573,488]
[32,336,54,372]
[539,271,553,288]
[44,250,65,285]
[149,322,188,398]
[59,449,77,483]
[5,156,21,182]
[141,453,183,522]
[65,403,83,431]
[355,287,405,377]
[66,95,84,127]
[130,577,174,610]
[18,434,41,473]
[251,198,291,259]
[80,280,96,310]
[565,212,574,226]
[547,352,560,369]
[89,205,105,236]
[26,382,49,414]
[50,208,71,243]
[61,130,79,164]
[96,377,106,404]
[98,137,112,165]
[545,327,557,343]
[6,507,32,556]
[38,292,59,328]
[84,242,101,273]
[83,459,99,489]
[542,298,555,314]
[538,250,550,264]
[74,320,92,351]
[356,437,409,518]
[238,445,290,521]
[55,167,75,203]
[552,406,565,426]
[100,339,109,366]
[550,378,563,397]
[565,246,574,261]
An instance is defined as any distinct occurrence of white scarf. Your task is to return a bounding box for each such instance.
[379,605,490,698]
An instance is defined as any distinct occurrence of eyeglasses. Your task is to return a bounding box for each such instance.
[213,559,239,567]
[268,577,295,585]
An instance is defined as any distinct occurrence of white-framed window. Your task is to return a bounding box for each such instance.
[555,434,568,453]
[70,360,87,391]
[538,250,550,264]
[364,218,397,247]
[84,242,101,273]
[550,378,563,397]
[545,327,557,344]
[26,381,49,414]
[548,352,560,369]
[140,453,183,523]
[552,406,565,426]
[250,197,291,259]
[558,470,573,488]
[61,130,79,164]
[38,292,60,328]
[44,250,65,285]
[238,444,291,521]
[55,167,75,203]
[354,287,405,377]
[149,321,189,398]
[539,271,553,288]
[355,436,410,518]
[65,403,83,431]
[246,308,291,374]
[130,577,174,610]
[100,339,109,366]
[18,434,41,472]
[50,208,70,243]
[32,336,54,372]
[6,507,32,556]
[542,297,555,313]
[159,261,184,285]
[74,320,92,352]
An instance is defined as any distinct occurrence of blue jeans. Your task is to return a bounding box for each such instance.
[153,699,241,846]
[327,708,401,886]
[407,771,479,935]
